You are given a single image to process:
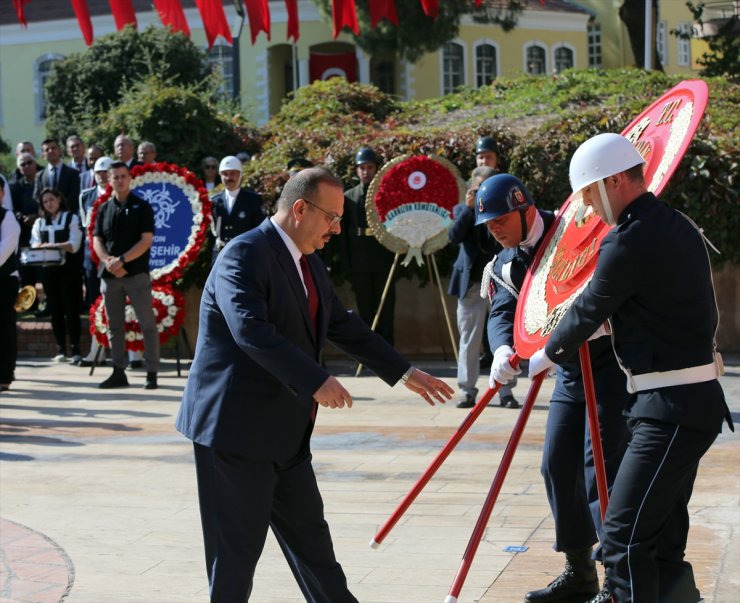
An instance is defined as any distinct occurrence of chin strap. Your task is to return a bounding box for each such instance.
[596,179,616,226]
[519,208,528,242]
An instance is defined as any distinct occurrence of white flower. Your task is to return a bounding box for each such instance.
[125,331,136,341]
[163,295,174,306]
[386,210,447,248]
[162,316,174,328]
[167,305,178,316]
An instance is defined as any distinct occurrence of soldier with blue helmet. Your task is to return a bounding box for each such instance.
[476,173,630,603]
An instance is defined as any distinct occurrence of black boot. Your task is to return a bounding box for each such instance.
[585,583,612,603]
[99,368,129,389]
[144,372,158,390]
[524,548,599,602]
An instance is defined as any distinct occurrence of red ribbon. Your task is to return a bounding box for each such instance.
[108,0,137,30]
[331,0,359,38]
[285,0,299,42]
[71,0,94,45]
[195,0,233,48]
[245,0,271,44]
[13,0,29,28]
[370,0,398,28]
[153,0,190,36]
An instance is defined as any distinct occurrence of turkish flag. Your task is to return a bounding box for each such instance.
[331,0,359,38]
[153,0,190,35]
[419,0,438,18]
[245,0,271,43]
[309,52,357,83]
[195,0,233,48]
[72,0,94,45]
[285,0,299,42]
[108,0,137,30]
[13,0,29,27]
[370,0,398,27]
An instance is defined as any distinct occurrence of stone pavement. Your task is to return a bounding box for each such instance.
[0,355,737,603]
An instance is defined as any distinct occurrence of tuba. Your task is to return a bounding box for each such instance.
[14,285,37,313]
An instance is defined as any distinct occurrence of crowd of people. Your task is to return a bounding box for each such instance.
[0,131,731,603]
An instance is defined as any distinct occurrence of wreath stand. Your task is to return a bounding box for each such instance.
[355,251,458,377]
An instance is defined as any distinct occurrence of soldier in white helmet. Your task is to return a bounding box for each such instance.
[210,155,265,265]
[529,133,732,603]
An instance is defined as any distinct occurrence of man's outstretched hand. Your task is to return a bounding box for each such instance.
[403,369,454,406]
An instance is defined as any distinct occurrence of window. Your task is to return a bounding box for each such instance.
[372,61,396,94]
[442,42,465,95]
[677,22,692,66]
[587,23,602,68]
[657,20,668,66]
[475,43,498,87]
[524,43,547,75]
[553,45,575,73]
[207,43,234,97]
[34,54,64,123]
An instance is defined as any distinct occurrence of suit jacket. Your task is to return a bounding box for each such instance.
[34,163,81,214]
[210,188,265,250]
[177,219,410,461]
[447,203,496,298]
[546,193,730,432]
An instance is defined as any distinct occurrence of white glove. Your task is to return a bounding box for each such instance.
[528,348,555,379]
[587,320,612,341]
[489,345,521,387]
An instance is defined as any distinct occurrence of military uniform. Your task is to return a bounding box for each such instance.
[210,188,265,265]
[342,182,396,344]
[546,193,732,602]
[487,208,629,560]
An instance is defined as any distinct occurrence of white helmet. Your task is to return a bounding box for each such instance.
[94,156,114,172]
[569,133,645,194]
[219,155,243,173]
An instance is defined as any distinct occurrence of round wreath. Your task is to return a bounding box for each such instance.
[90,284,186,352]
[86,162,212,285]
[366,154,464,265]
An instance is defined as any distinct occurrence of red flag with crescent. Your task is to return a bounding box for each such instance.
[370,0,399,27]
[195,0,233,47]
[153,0,190,35]
[108,0,137,30]
[309,52,357,82]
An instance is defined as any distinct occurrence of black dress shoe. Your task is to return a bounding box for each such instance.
[525,548,599,602]
[144,372,158,390]
[99,368,129,389]
[456,394,476,409]
[499,394,520,409]
[585,586,613,603]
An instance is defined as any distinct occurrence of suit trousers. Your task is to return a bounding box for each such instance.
[100,273,159,372]
[603,418,716,603]
[541,395,629,556]
[456,284,487,396]
[193,443,358,603]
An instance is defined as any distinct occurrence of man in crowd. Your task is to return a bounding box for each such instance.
[210,155,265,265]
[529,133,732,602]
[93,162,158,389]
[137,141,157,164]
[176,166,453,602]
[66,134,90,186]
[86,145,104,170]
[0,178,20,391]
[9,153,40,291]
[34,138,80,214]
[448,165,505,409]
[114,134,141,170]
[341,146,396,344]
[477,173,629,603]
[200,157,221,192]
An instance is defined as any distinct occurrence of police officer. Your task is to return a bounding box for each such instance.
[210,155,265,265]
[342,147,396,344]
[476,174,630,603]
[530,133,732,603]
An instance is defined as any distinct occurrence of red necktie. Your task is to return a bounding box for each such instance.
[299,255,319,333]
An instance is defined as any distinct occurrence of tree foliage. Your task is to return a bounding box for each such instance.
[310,0,525,62]
[44,25,216,139]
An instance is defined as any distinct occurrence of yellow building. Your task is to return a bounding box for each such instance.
[0,0,715,150]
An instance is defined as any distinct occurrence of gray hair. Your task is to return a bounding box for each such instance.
[470,166,497,185]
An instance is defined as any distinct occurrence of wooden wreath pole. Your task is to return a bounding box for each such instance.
[430,252,458,362]
[356,252,402,377]
[371,353,522,548]
[444,371,547,603]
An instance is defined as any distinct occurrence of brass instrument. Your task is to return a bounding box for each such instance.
[14,285,37,313]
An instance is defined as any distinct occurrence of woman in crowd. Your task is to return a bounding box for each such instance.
[30,188,83,363]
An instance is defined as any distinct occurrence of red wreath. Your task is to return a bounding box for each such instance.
[86,162,212,286]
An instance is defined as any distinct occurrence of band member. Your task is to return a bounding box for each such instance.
[477,174,629,603]
[529,133,732,602]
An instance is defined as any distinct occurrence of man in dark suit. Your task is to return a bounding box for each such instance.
[341,147,396,344]
[176,167,453,603]
[113,134,142,170]
[530,133,732,603]
[34,138,81,214]
[209,155,265,265]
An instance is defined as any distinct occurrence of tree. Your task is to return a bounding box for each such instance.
[310,0,526,63]
[44,25,217,139]
[672,1,739,80]
[619,0,664,71]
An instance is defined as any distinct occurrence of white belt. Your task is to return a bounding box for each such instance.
[625,358,723,394]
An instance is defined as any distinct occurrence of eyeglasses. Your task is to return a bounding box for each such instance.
[303,199,342,227]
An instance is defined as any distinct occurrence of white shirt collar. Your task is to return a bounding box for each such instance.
[270,217,306,293]
[519,210,544,253]
[225,188,239,214]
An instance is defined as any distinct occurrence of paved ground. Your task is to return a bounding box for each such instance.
[0,355,737,603]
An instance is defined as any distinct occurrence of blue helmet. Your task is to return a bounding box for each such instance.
[474,174,534,226]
